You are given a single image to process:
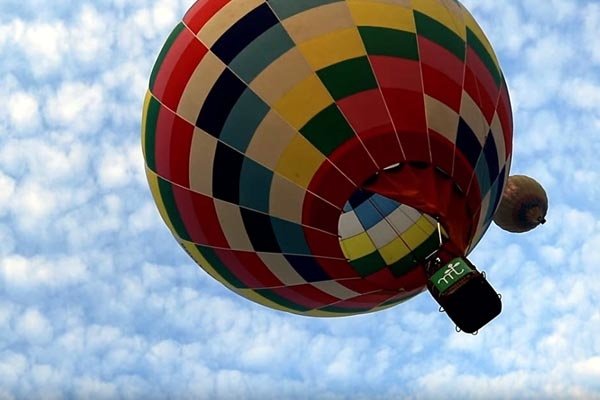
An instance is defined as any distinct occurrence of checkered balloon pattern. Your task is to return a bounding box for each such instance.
[142,0,513,316]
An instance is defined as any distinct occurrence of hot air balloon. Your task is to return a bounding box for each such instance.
[493,175,548,233]
[142,0,544,332]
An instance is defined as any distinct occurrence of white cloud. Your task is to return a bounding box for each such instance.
[0,138,90,183]
[69,6,114,65]
[12,20,70,76]
[15,308,54,345]
[538,245,565,267]
[6,91,40,132]
[524,0,578,22]
[11,180,58,221]
[96,142,144,189]
[561,78,600,112]
[583,4,600,65]
[127,201,162,233]
[44,81,105,134]
[28,364,67,400]
[574,357,600,380]
[0,352,28,389]
[0,227,16,259]
[73,376,118,400]
[1,255,88,289]
[151,2,179,31]
[511,32,574,111]
[0,172,16,215]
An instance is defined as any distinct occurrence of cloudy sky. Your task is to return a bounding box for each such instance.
[1,0,600,398]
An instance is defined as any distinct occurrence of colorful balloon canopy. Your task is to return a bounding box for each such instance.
[142,0,513,316]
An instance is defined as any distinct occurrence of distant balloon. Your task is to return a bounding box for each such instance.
[493,175,548,233]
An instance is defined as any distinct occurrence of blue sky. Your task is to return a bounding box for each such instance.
[1,0,600,398]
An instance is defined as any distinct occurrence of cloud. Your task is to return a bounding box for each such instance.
[8,19,70,76]
[1,255,88,290]
[96,142,145,190]
[574,357,600,383]
[6,91,40,132]
[561,78,600,113]
[14,308,54,345]
[0,172,16,214]
[583,3,600,65]
[44,81,106,135]
[0,352,28,390]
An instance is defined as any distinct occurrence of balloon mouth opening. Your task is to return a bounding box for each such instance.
[337,185,444,273]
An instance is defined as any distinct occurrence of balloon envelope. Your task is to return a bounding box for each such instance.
[493,175,548,233]
[142,0,513,316]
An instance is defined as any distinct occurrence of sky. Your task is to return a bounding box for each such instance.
[1,0,600,398]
